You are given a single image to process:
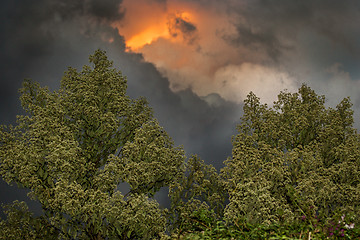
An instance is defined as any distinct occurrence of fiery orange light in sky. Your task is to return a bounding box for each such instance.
[111,0,299,104]
[126,26,169,50]
[113,0,196,51]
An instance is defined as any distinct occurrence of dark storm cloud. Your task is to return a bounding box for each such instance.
[88,0,124,21]
[0,0,126,126]
[224,25,286,62]
[0,1,53,125]
[224,0,360,62]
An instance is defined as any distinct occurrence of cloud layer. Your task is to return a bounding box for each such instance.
[113,0,360,110]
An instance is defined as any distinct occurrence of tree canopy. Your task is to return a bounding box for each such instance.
[222,85,360,225]
[1,50,359,239]
[0,50,185,239]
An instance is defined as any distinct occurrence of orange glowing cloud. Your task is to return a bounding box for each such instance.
[126,26,169,50]
[111,0,299,104]
[111,0,166,50]
[112,0,196,51]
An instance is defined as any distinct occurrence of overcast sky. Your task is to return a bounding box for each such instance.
[1,0,360,211]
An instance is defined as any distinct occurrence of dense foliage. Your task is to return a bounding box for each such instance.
[1,50,359,239]
[222,86,360,226]
[0,50,184,239]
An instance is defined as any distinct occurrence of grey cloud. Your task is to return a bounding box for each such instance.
[88,0,124,22]
[153,0,167,4]
[48,0,124,22]
[224,0,360,62]
[224,25,287,62]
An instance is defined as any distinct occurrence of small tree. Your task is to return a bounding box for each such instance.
[222,85,360,225]
[0,50,185,239]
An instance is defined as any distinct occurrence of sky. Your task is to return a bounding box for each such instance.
[1,0,360,211]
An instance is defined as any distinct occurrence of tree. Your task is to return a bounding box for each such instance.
[0,50,185,239]
[222,85,360,226]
